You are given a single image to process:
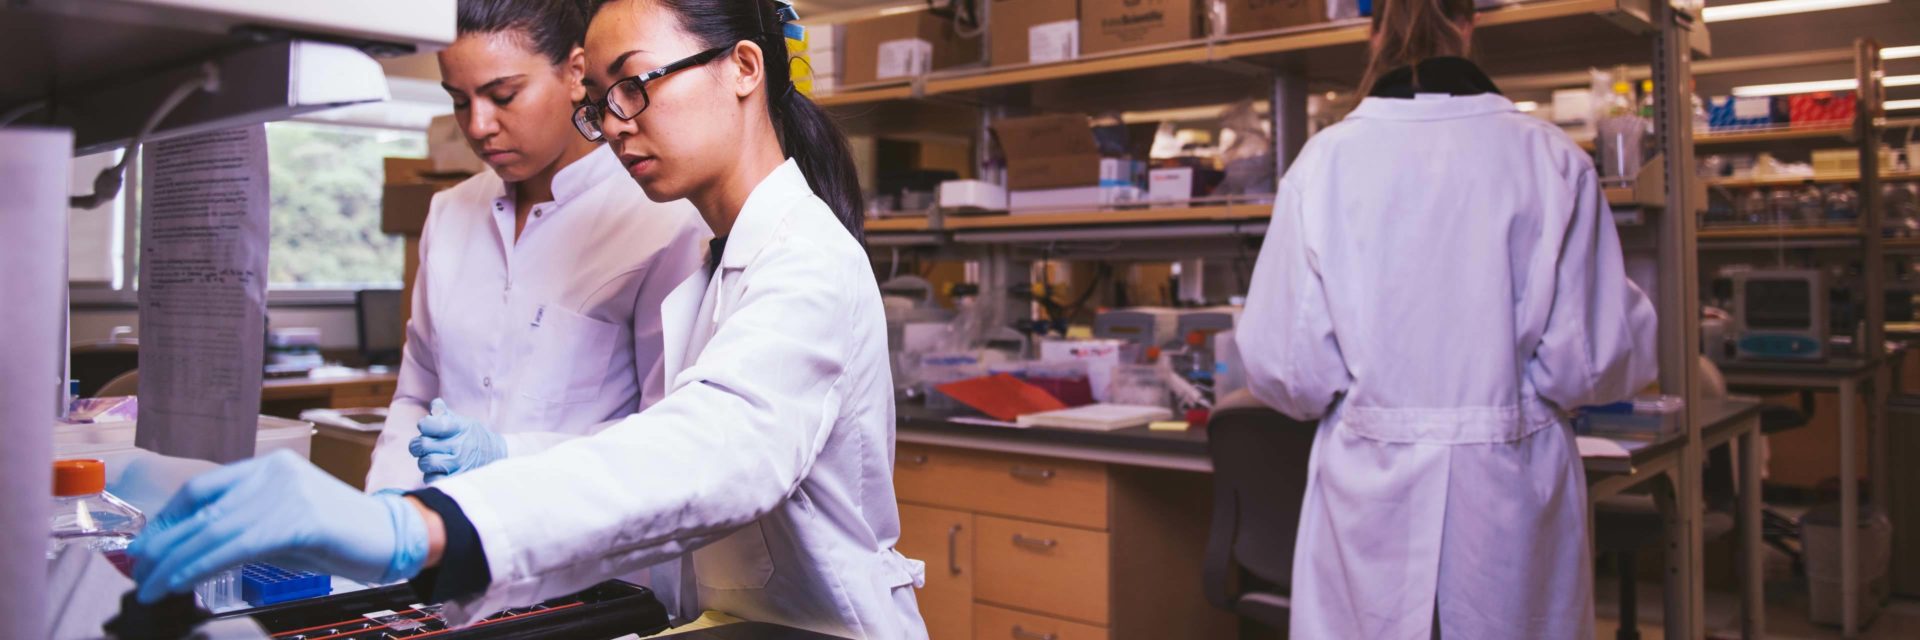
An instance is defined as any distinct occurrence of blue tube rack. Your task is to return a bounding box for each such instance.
[240,563,332,607]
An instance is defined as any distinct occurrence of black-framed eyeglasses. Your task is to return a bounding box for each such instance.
[574,46,731,141]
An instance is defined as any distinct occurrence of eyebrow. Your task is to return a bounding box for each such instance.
[606,50,646,77]
[442,74,528,96]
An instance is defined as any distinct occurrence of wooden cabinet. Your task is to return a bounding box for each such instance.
[973,604,1109,640]
[895,443,1235,639]
[900,505,974,639]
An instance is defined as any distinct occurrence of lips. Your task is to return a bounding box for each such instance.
[618,152,657,179]
[480,149,516,163]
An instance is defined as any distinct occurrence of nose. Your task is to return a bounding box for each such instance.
[596,103,639,142]
[464,101,501,140]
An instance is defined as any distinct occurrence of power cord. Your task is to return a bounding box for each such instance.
[70,62,221,210]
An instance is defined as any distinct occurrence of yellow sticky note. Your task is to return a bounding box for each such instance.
[1065,325,1093,339]
[1149,420,1190,432]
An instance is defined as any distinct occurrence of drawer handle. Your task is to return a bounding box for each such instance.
[1008,465,1055,481]
[1011,534,1057,551]
[1011,625,1057,640]
[906,454,929,466]
[946,524,963,576]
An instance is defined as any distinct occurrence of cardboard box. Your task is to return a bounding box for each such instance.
[1222,0,1328,34]
[840,9,983,85]
[1081,0,1201,56]
[382,157,468,236]
[991,114,1103,190]
[991,0,1079,66]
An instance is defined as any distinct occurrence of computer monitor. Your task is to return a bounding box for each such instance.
[355,289,406,366]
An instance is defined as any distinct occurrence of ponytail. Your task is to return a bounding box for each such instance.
[1355,0,1476,98]
[760,15,867,246]
[586,0,867,245]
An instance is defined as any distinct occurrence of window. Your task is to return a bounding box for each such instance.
[266,121,425,289]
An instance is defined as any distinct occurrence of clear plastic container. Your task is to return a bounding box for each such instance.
[49,459,145,576]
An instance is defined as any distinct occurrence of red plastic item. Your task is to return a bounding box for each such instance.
[1788,91,1855,126]
[1185,407,1211,429]
[935,374,1070,422]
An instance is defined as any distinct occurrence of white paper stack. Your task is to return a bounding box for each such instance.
[1017,404,1174,431]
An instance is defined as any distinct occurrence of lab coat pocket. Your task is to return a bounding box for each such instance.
[518,304,620,405]
[693,521,776,590]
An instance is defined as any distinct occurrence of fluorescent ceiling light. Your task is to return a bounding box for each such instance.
[1887,98,1920,111]
[1703,0,1887,23]
[1885,45,1920,60]
[1733,74,1920,96]
[1732,78,1859,96]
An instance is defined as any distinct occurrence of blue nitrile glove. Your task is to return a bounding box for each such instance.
[411,398,509,483]
[126,450,429,604]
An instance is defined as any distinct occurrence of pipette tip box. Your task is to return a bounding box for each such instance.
[240,563,332,607]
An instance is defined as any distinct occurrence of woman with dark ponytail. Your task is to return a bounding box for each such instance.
[1239,0,1656,638]
[122,1,928,637]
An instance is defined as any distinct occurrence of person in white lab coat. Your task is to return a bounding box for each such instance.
[1236,0,1658,638]
[364,0,704,493]
[127,0,928,637]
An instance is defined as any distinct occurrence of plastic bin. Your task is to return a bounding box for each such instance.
[54,416,315,472]
[1801,503,1893,626]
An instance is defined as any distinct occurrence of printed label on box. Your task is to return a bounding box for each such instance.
[876,38,932,79]
[1733,96,1771,120]
[1029,20,1079,64]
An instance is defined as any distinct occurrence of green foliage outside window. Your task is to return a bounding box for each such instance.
[266,122,425,288]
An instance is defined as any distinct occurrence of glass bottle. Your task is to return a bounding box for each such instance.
[1737,189,1768,225]
[1823,185,1858,222]
[1795,182,1825,225]
[49,459,144,577]
[1768,188,1798,226]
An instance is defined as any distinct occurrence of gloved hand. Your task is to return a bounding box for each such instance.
[126,450,430,604]
[411,398,509,482]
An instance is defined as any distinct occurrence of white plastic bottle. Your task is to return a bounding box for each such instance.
[49,459,145,576]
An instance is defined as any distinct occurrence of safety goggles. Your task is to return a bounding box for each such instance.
[573,45,731,142]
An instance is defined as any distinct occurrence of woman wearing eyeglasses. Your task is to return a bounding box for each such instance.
[364,0,705,495]
[128,0,927,637]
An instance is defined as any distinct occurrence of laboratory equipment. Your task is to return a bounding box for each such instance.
[1824,185,1859,222]
[1737,188,1769,225]
[1176,307,1240,349]
[354,289,406,367]
[1795,182,1826,225]
[937,179,1008,212]
[266,327,324,377]
[194,568,242,612]
[1595,78,1647,180]
[1886,183,1920,237]
[240,563,332,607]
[1108,364,1172,408]
[48,459,144,575]
[1094,307,1181,350]
[1768,188,1798,226]
[1038,338,1126,403]
[1730,269,1827,361]
[991,360,1096,407]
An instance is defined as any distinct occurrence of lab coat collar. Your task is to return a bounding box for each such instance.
[1347,92,1519,122]
[490,144,622,215]
[718,158,809,270]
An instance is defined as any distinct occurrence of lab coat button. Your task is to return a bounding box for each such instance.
[483,377,492,388]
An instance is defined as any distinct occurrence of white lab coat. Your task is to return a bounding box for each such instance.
[366,145,707,493]
[430,160,928,638]
[1238,93,1657,640]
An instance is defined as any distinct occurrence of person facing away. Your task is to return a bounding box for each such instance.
[1237,0,1658,637]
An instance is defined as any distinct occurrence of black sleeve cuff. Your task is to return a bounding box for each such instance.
[404,487,492,603]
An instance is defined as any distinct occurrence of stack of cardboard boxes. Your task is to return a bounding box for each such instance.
[832,0,1329,79]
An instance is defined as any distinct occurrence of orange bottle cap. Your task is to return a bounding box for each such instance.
[54,459,106,497]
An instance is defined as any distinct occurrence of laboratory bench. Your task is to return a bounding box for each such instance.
[893,397,1769,640]
[259,368,398,418]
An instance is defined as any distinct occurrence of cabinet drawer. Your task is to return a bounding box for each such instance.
[898,505,973,640]
[896,444,1109,530]
[975,516,1109,625]
[973,604,1107,640]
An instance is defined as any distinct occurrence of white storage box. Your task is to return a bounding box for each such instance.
[54,416,315,472]
[938,179,1007,211]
